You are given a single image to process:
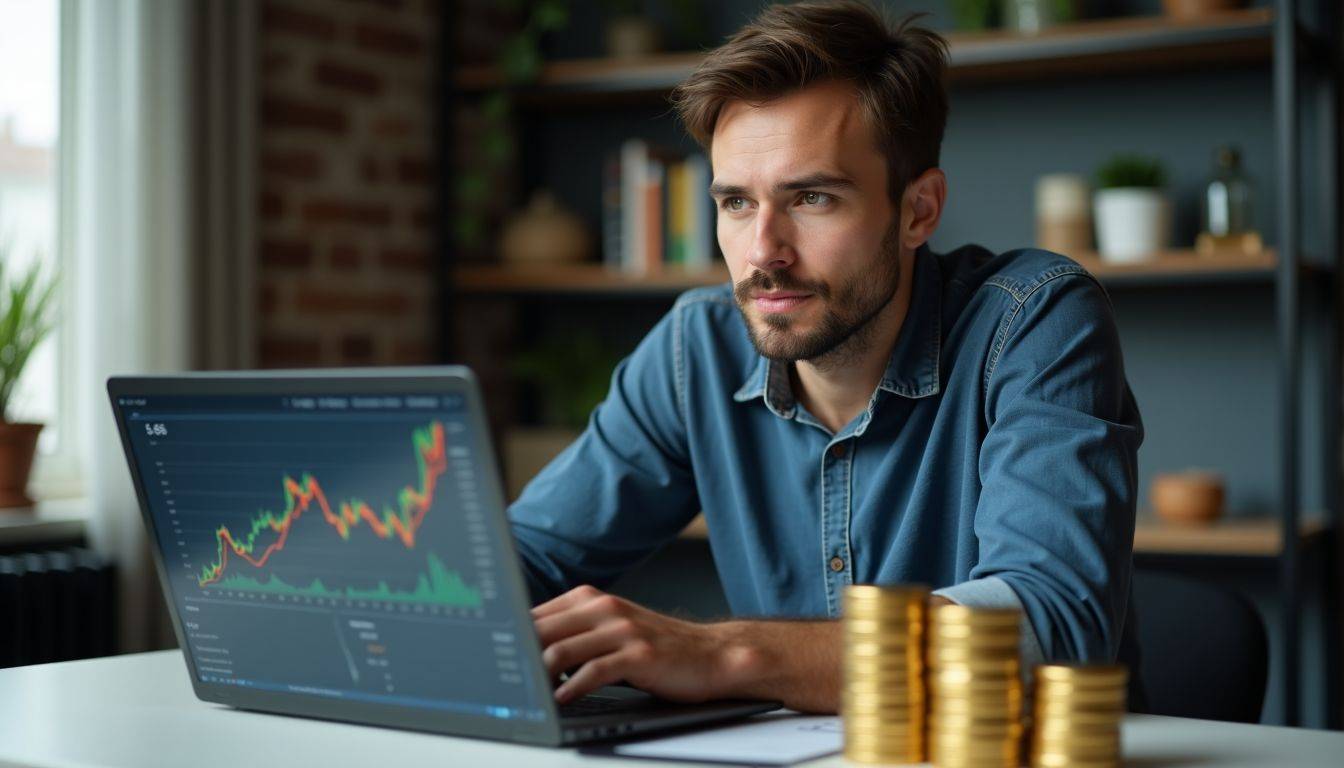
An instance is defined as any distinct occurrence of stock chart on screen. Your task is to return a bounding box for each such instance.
[117,393,546,721]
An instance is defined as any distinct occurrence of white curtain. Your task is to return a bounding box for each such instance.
[65,0,196,653]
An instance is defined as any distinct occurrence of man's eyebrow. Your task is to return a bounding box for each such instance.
[708,173,857,198]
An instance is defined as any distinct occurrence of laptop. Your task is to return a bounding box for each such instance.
[107,368,778,746]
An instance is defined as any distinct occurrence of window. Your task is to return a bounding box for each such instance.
[0,0,75,497]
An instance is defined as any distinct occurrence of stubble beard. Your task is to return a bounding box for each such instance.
[734,225,903,372]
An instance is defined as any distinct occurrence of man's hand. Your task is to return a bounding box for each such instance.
[532,585,950,710]
[532,585,756,704]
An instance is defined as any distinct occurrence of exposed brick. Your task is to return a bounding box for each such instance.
[262,95,348,134]
[262,148,324,181]
[380,246,429,271]
[353,22,424,58]
[411,206,433,230]
[261,237,313,268]
[259,333,324,367]
[392,339,434,364]
[259,284,279,316]
[340,333,376,361]
[261,50,294,79]
[397,154,432,185]
[313,60,383,97]
[294,288,410,315]
[329,243,362,269]
[261,1,337,43]
[361,155,383,183]
[371,114,414,139]
[301,198,392,227]
[259,189,285,220]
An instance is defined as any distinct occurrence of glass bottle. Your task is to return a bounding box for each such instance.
[1203,146,1253,238]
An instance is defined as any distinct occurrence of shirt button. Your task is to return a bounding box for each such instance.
[830,443,847,459]
[829,556,845,572]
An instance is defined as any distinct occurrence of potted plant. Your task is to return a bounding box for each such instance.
[1093,154,1172,264]
[0,253,57,508]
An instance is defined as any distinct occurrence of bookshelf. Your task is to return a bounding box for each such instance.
[444,0,1342,727]
[457,8,1277,99]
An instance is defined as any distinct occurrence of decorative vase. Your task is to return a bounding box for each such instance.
[1093,188,1171,263]
[1151,471,1225,526]
[0,422,42,508]
[1161,0,1243,21]
[1035,173,1093,257]
[604,16,659,59]
[500,191,591,266]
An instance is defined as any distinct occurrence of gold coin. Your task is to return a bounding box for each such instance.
[928,721,1025,739]
[927,647,1020,664]
[845,584,931,601]
[930,604,1021,625]
[1032,719,1121,736]
[1035,664,1128,686]
[845,678,926,693]
[929,623,1020,640]
[1035,683,1126,701]
[927,657,1022,674]
[1030,749,1121,768]
[843,698,927,715]
[930,668,1023,686]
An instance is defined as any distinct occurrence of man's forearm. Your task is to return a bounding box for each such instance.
[710,619,843,712]
[711,597,952,712]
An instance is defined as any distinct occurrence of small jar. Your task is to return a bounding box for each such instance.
[1035,174,1092,257]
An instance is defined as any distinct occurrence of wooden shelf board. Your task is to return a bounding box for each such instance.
[680,514,1327,558]
[1133,515,1328,557]
[1073,248,1278,284]
[455,9,1274,97]
[454,264,729,295]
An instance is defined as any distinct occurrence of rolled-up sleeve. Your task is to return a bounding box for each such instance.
[508,308,700,603]
[971,272,1143,662]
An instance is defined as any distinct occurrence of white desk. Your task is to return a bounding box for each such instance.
[1,651,1340,768]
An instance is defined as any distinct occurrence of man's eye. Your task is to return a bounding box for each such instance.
[801,192,832,206]
[722,197,747,212]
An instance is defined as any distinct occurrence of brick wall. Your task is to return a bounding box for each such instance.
[256,0,438,367]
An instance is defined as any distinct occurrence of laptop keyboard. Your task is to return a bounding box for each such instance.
[558,694,647,717]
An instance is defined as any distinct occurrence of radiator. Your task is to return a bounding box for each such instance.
[0,548,116,668]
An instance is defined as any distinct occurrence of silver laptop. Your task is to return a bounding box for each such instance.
[107,368,777,745]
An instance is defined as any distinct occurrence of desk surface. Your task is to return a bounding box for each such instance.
[2,651,1341,768]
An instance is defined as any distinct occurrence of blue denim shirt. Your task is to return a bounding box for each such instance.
[508,245,1143,668]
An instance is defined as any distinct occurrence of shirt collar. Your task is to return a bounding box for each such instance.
[732,245,942,413]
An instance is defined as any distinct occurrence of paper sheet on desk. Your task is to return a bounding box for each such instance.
[607,713,841,765]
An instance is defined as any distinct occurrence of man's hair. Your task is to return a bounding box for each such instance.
[670,0,949,203]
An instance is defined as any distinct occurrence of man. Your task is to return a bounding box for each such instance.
[509,0,1143,714]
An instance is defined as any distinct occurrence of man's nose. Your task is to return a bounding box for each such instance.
[745,206,795,272]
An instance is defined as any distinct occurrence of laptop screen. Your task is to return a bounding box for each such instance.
[114,390,550,724]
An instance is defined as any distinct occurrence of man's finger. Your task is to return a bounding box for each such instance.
[531,584,603,620]
[542,620,631,678]
[534,594,627,646]
[554,651,631,704]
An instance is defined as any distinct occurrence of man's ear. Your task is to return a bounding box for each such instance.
[900,168,947,251]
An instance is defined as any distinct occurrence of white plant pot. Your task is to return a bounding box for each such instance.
[1093,188,1172,263]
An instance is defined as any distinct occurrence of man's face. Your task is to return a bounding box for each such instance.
[710,81,901,363]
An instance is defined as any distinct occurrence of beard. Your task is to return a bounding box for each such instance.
[733,224,903,367]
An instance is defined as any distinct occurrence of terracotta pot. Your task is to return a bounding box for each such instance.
[0,422,42,508]
[1161,0,1243,21]
[500,191,591,266]
[1151,471,1225,526]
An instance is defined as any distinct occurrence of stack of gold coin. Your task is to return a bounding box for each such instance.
[841,584,930,765]
[926,605,1024,768]
[1030,665,1127,768]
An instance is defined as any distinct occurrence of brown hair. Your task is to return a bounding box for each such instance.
[670,0,949,202]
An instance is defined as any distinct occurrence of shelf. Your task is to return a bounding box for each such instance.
[1073,248,1280,287]
[454,250,1291,296]
[454,263,730,296]
[681,514,1329,558]
[1133,515,1329,557]
[456,9,1274,100]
